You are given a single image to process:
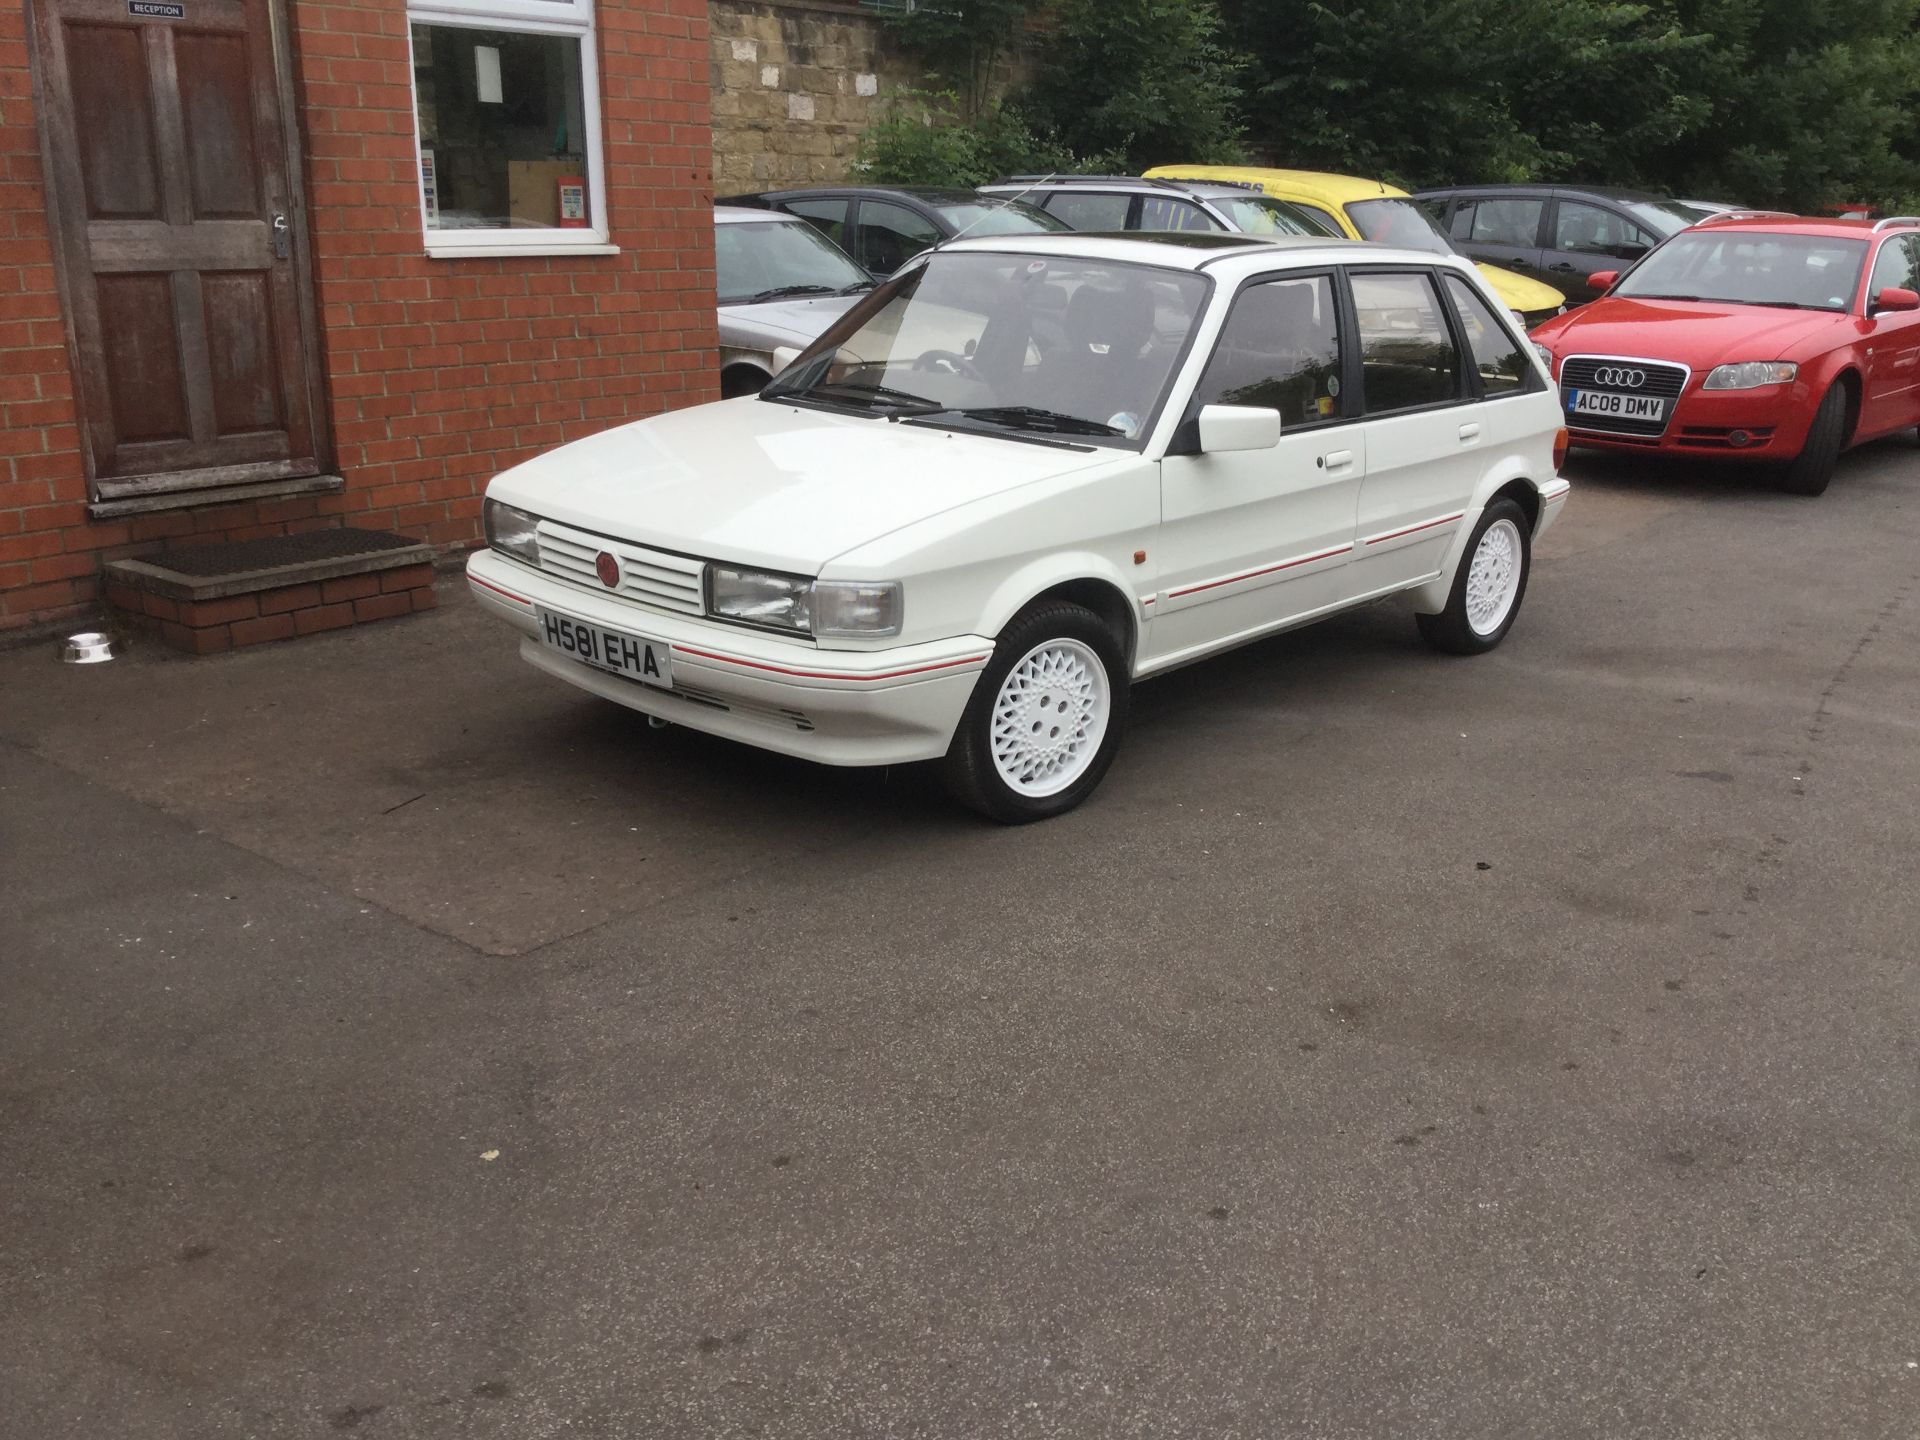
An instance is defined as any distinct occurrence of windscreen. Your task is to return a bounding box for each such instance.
[717,220,871,305]
[1346,197,1454,254]
[1214,195,1335,237]
[765,250,1208,447]
[934,199,1072,237]
[1613,232,1868,311]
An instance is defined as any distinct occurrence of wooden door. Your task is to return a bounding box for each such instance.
[30,0,326,501]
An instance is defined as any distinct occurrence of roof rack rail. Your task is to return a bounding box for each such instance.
[992,174,1181,190]
[1872,215,1920,230]
[1694,209,1796,225]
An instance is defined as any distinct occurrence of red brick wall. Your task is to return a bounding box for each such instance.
[0,0,716,632]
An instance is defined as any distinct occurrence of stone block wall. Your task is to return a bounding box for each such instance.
[710,0,920,191]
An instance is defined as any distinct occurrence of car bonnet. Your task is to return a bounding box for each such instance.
[488,396,1127,576]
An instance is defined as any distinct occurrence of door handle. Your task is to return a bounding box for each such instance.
[271,212,290,260]
[1458,423,1481,442]
[1548,262,1576,273]
[1322,449,1354,470]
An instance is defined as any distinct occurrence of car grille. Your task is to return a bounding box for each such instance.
[1560,356,1688,437]
[536,521,705,616]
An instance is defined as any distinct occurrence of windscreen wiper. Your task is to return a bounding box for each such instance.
[776,380,943,411]
[907,405,1124,437]
[744,284,840,303]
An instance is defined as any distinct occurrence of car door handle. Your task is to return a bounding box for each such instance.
[1547,262,1577,273]
[1458,423,1481,442]
[1320,449,1354,471]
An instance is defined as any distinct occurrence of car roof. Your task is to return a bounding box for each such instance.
[723,186,993,205]
[1682,216,1898,240]
[933,229,1451,276]
[715,205,802,225]
[981,176,1274,202]
[1143,165,1411,205]
[1412,182,1667,204]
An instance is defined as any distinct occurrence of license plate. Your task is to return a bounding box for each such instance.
[536,607,672,689]
[1566,388,1667,423]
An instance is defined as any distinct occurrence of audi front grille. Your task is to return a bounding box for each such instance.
[1561,355,1689,437]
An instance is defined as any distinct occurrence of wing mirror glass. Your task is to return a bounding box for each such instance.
[1198,404,1281,453]
[1586,269,1620,293]
[1873,286,1920,313]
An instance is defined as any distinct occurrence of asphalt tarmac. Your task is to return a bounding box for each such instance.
[4,442,1917,1437]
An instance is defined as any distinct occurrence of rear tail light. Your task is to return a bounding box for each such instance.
[1552,427,1570,472]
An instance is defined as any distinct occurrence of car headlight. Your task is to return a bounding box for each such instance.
[1533,342,1556,376]
[708,566,903,638]
[484,498,541,566]
[1702,361,1798,390]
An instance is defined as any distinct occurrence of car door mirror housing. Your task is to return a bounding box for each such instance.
[1587,269,1620,293]
[770,345,803,373]
[1198,404,1281,453]
[1873,286,1920,313]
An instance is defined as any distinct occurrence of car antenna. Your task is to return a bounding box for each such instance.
[935,171,1059,252]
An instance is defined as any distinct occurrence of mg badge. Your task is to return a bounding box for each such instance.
[595,551,620,588]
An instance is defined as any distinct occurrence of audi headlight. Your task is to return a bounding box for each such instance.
[1702,361,1797,390]
[484,498,541,566]
[1532,342,1556,376]
[707,568,904,638]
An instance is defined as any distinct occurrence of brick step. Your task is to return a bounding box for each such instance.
[104,528,436,655]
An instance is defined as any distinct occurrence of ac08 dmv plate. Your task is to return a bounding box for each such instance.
[537,606,673,689]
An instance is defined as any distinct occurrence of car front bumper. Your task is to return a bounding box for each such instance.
[467,549,992,767]
[1564,382,1818,458]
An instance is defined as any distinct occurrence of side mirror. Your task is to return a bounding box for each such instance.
[770,345,803,373]
[1198,404,1281,453]
[1586,270,1619,293]
[1873,286,1920,313]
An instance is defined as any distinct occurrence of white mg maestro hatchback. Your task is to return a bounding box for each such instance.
[469,232,1570,821]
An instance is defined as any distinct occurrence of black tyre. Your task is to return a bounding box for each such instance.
[942,601,1130,823]
[1779,382,1848,496]
[1415,499,1533,656]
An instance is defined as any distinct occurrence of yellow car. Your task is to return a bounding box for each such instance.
[1144,164,1567,328]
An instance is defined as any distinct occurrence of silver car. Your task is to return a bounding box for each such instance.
[717,206,874,398]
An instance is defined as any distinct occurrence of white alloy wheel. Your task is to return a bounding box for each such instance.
[989,637,1111,798]
[1464,517,1524,637]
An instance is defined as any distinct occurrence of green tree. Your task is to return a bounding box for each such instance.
[1016,0,1247,171]
[880,0,1032,119]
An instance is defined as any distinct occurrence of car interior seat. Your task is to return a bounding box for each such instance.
[1046,279,1156,420]
[1204,281,1332,425]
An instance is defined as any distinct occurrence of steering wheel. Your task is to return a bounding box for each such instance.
[912,348,983,380]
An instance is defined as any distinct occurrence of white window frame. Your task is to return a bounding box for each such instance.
[405,0,618,258]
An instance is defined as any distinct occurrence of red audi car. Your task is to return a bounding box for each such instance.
[1530,216,1920,493]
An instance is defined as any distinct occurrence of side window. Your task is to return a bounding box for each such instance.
[784,198,849,249]
[1447,199,1477,240]
[1443,275,1529,396]
[1043,190,1134,231]
[855,200,941,275]
[1351,271,1462,413]
[1869,235,1920,296]
[1138,197,1224,233]
[1466,198,1544,247]
[1554,201,1653,258]
[1192,274,1345,428]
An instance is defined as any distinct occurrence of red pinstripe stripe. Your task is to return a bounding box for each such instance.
[469,574,532,605]
[1167,544,1353,600]
[1365,511,1465,547]
[670,644,990,684]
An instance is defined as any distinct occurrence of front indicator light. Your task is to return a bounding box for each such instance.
[813,580,903,638]
[483,498,542,567]
[1702,361,1798,389]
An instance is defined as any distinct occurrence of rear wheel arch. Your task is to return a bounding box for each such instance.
[720,363,772,399]
[1491,477,1541,533]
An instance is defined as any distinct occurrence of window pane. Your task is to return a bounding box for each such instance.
[1869,235,1920,294]
[1444,275,1528,396]
[855,199,940,274]
[1194,275,1343,426]
[1554,201,1651,257]
[1351,272,1460,412]
[412,23,590,231]
[1044,190,1133,231]
[783,198,850,249]
[1466,198,1542,247]
[1138,197,1223,232]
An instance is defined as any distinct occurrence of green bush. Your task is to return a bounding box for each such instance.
[854,90,1123,189]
